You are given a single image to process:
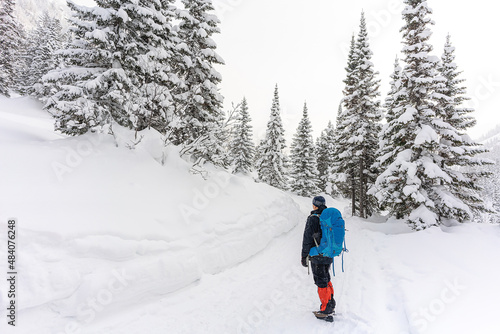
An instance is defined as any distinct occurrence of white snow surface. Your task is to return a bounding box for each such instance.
[1,97,500,334]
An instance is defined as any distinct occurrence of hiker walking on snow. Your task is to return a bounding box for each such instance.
[301,196,336,318]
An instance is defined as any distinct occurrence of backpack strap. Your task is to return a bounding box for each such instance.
[333,230,349,277]
[310,213,321,251]
[341,231,348,273]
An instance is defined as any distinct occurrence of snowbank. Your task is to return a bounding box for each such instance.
[0,97,301,332]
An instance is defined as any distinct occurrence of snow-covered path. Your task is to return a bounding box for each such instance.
[36,198,414,334]
[70,199,500,334]
[71,198,380,334]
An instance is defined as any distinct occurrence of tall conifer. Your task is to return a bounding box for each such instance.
[257,85,288,190]
[0,0,22,96]
[230,97,255,174]
[290,102,320,196]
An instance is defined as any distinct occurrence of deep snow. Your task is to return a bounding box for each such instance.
[0,96,499,334]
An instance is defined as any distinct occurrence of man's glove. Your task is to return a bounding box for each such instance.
[301,256,308,267]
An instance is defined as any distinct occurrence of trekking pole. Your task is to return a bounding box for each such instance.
[307,256,310,275]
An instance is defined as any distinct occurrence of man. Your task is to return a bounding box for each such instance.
[301,195,336,318]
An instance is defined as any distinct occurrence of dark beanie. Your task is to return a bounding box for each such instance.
[312,196,326,207]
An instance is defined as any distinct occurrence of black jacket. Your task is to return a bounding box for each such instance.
[301,205,333,264]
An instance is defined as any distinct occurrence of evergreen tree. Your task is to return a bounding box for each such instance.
[254,138,264,173]
[290,102,320,197]
[316,120,335,193]
[328,103,350,198]
[229,97,255,174]
[435,34,492,220]
[383,57,406,126]
[330,35,357,209]
[373,0,454,229]
[43,1,113,135]
[351,11,382,218]
[257,85,288,190]
[371,56,408,211]
[123,0,179,133]
[332,13,382,218]
[0,0,22,96]
[44,0,179,135]
[19,12,64,97]
[174,0,227,169]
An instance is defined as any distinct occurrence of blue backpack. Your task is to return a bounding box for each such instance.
[309,207,347,274]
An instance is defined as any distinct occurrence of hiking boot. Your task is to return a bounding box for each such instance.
[316,297,336,316]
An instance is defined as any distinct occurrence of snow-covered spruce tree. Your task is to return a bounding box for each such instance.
[257,85,288,190]
[19,12,64,97]
[328,103,350,198]
[92,0,179,133]
[316,120,335,193]
[44,0,179,136]
[435,34,492,220]
[370,56,408,210]
[351,11,382,218]
[43,1,113,135]
[124,0,179,133]
[174,0,227,169]
[477,138,500,223]
[0,0,22,96]
[383,56,406,126]
[333,12,382,218]
[330,35,358,211]
[254,138,264,173]
[229,97,255,174]
[290,102,320,197]
[374,0,465,230]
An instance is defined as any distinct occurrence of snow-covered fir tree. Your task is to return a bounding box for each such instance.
[374,0,443,229]
[43,1,113,135]
[383,56,406,126]
[332,13,382,218]
[132,0,180,133]
[18,12,64,97]
[435,34,492,220]
[229,97,255,174]
[174,0,227,169]
[330,36,357,207]
[328,103,350,198]
[254,138,264,173]
[351,11,382,218]
[290,102,320,197]
[316,120,335,193]
[0,0,22,96]
[373,0,482,230]
[257,85,288,190]
[477,129,500,222]
[371,56,407,206]
[44,0,179,135]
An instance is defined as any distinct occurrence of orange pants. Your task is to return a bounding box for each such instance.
[318,281,334,311]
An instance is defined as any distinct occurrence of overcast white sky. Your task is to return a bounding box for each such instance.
[75,0,500,142]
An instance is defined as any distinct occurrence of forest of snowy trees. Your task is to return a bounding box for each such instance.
[0,0,497,228]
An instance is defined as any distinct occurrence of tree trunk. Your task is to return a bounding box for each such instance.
[351,168,356,216]
[359,157,365,218]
